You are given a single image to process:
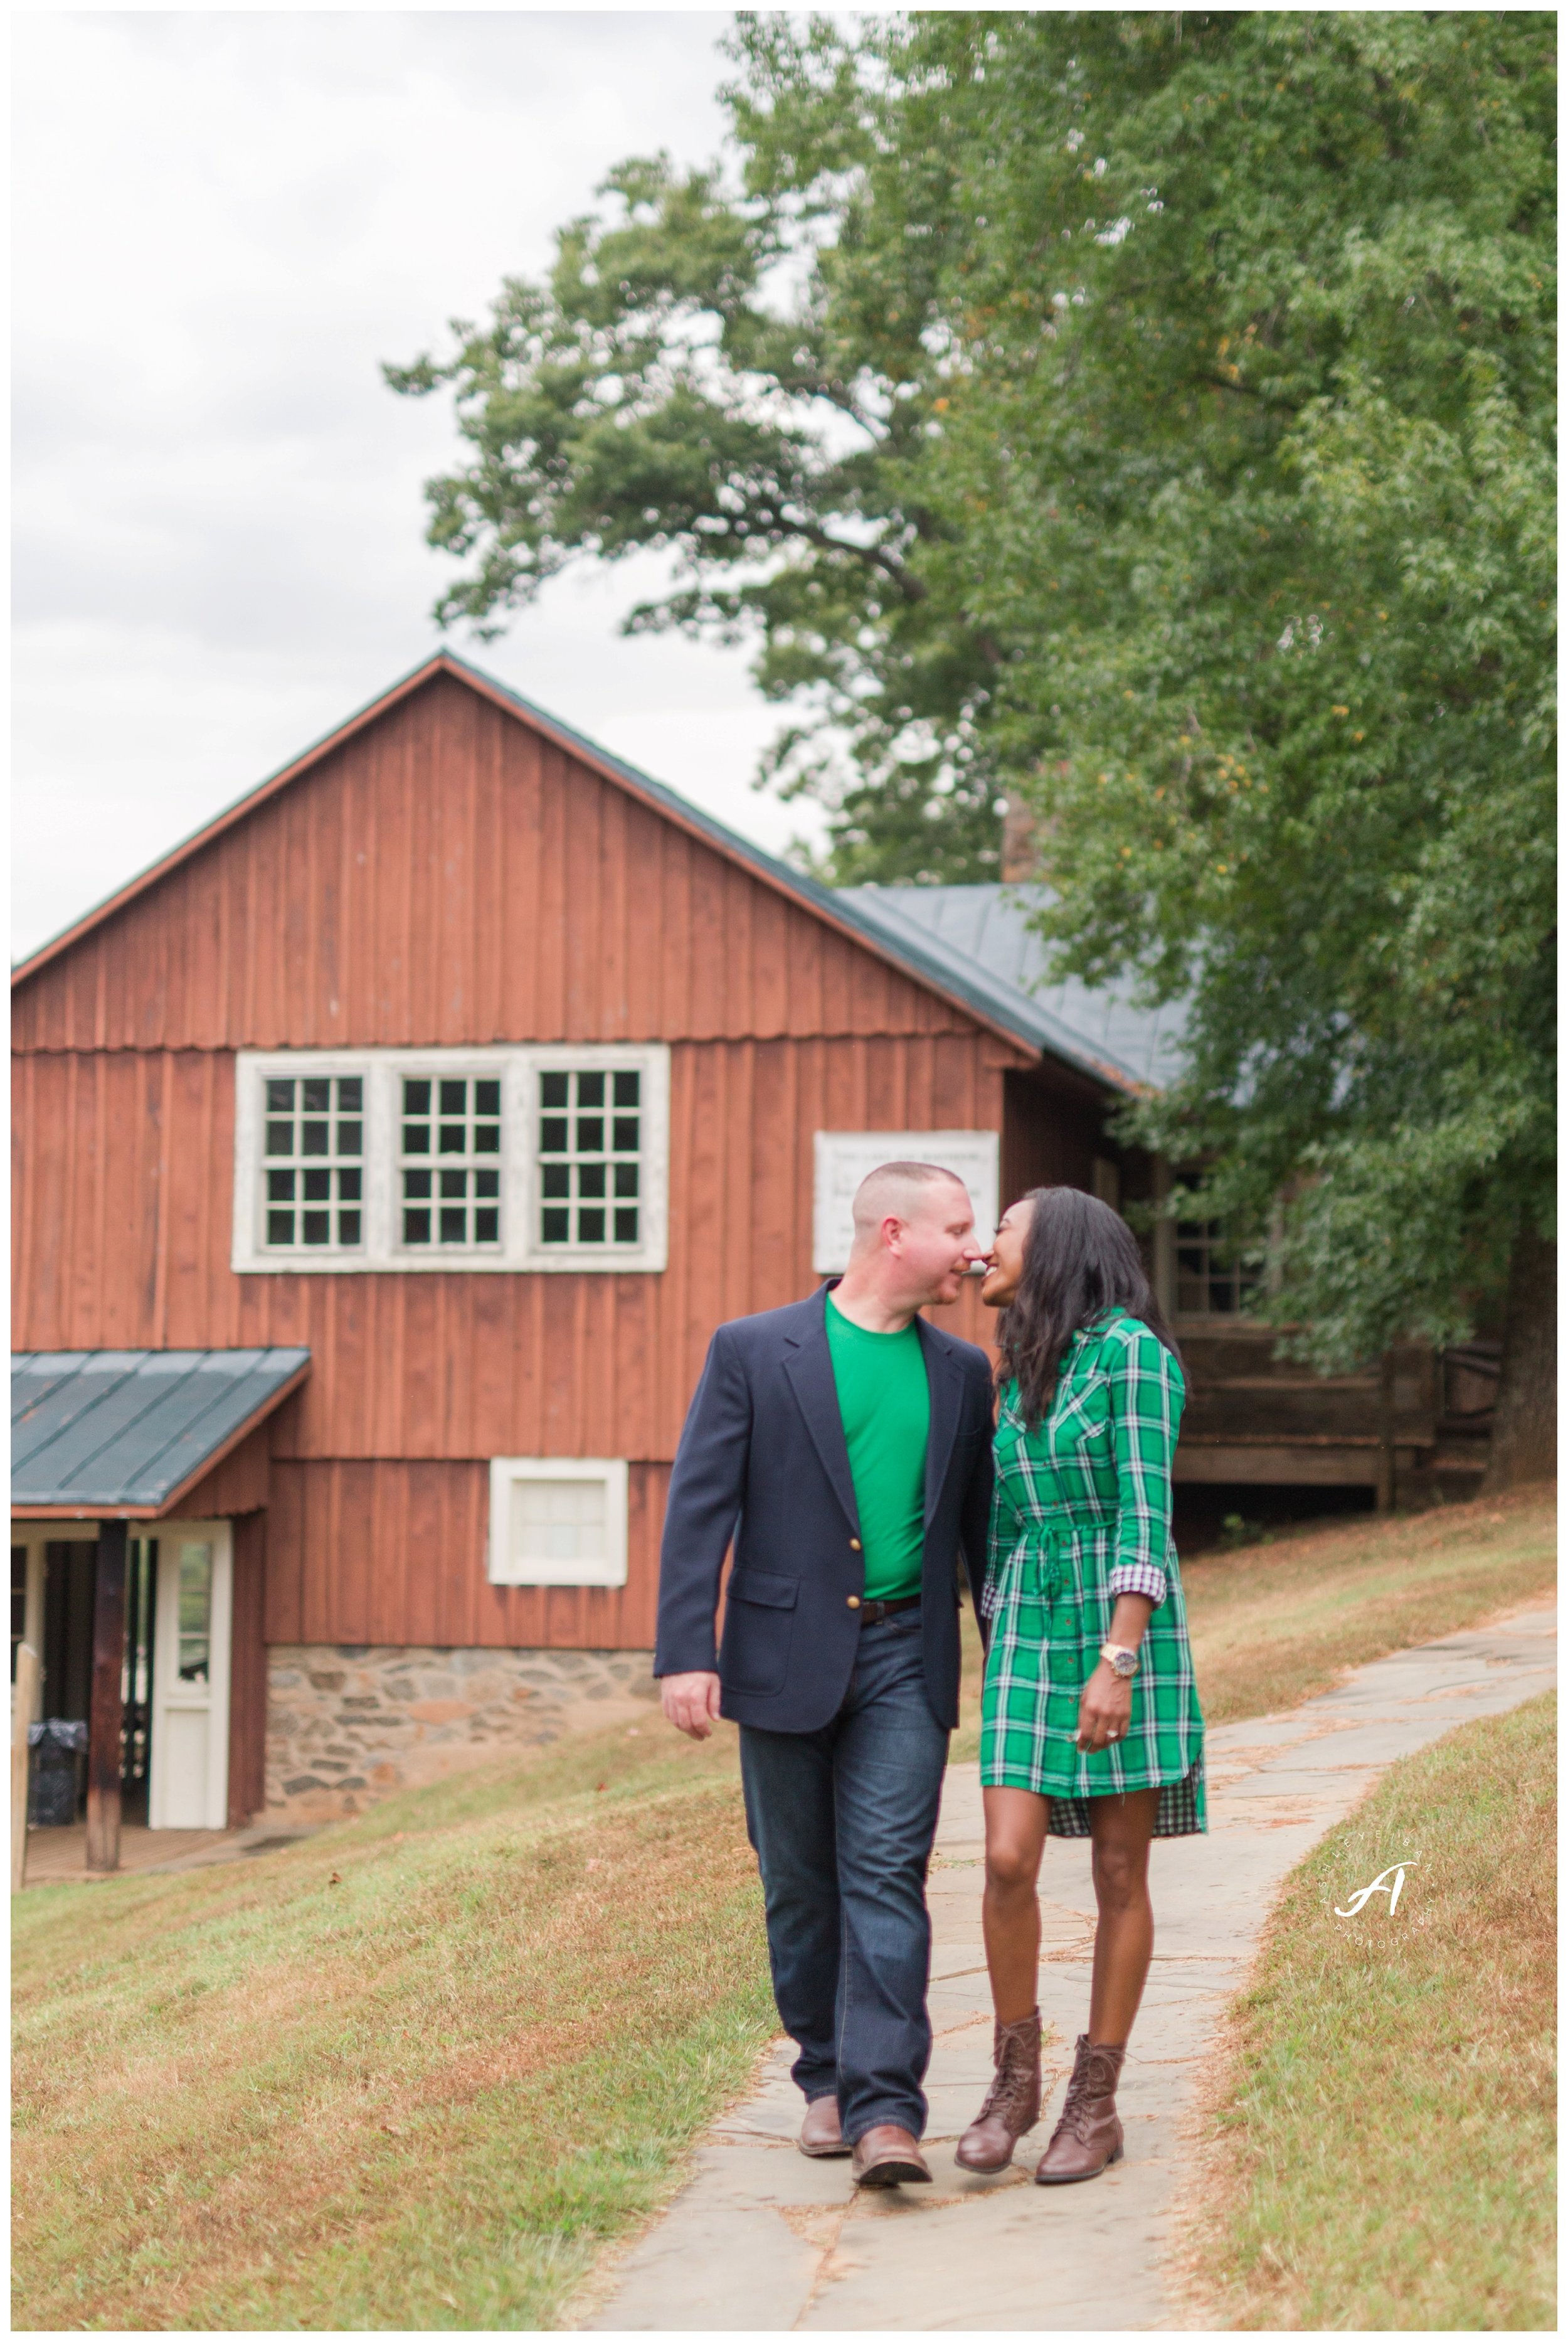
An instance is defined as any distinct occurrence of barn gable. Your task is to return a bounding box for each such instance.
[11,656,1031,1060]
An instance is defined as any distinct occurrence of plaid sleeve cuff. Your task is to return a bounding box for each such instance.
[1108,1561,1168,1606]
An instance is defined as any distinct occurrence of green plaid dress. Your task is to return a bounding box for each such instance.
[979,1311,1205,1836]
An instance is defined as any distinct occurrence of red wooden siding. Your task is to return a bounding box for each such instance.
[228,1511,268,1824]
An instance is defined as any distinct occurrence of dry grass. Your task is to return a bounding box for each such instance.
[951,1482,1555,1756]
[13,1722,772,2331]
[1177,1690,1556,2329]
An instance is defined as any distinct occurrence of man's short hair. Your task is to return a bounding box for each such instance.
[851,1161,971,1248]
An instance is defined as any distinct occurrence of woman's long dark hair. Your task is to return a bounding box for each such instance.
[997,1185,1180,1428]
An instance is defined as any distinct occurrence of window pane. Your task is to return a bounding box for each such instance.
[438,1122,467,1153]
[474,1122,501,1153]
[302,1078,331,1112]
[404,1208,431,1244]
[577,1163,606,1199]
[265,1121,294,1156]
[301,1120,329,1154]
[475,1080,501,1116]
[177,1543,212,1682]
[337,1077,363,1112]
[440,1169,467,1198]
[440,1207,467,1243]
[336,1120,363,1155]
[267,1169,295,1201]
[439,1079,466,1114]
[404,1168,432,1199]
[266,1078,295,1112]
[541,1208,569,1244]
[474,1169,500,1200]
[303,1211,331,1243]
[541,1072,568,1109]
[339,1168,362,1201]
[475,1208,499,1243]
[614,1208,640,1243]
[576,1117,604,1153]
[613,1162,639,1198]
[578,1208,606,1243]
[577,1072,605,1108]
[613,1070,640,1108]
[338,1211,361,1245]
[403,1121,431,1153]
[613,1116,639,1153]
[540,1117,568,1154]
[267,1209,295,1244]
[303,1168,331,1201]
[403,1079,431,1114]
[542,1164,569,1199]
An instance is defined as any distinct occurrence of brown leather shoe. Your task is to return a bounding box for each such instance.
[1034,2034,1126,2184]
[798,2094,850,2158]
[850,2124,932,2187]
[955,2008,1042,2173]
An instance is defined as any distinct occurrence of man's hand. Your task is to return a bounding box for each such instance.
[662,1670,723,1741]
[1075,1662,1133,1754]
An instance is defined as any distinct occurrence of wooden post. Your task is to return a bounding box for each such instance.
[85,1520,128,1874]
[11,1643,41,1893]
[1375,1354,1397,1515]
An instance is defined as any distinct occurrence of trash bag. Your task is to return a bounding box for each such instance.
[27,1718,89,1828]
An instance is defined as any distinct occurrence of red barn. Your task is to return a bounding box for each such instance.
[11,654,1462,1862]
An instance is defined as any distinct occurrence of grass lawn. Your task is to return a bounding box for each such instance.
[13,1482,1554,2329]
[1184,1689,1556,2330]
[13,1723,771,2332]
[951,1482,1555,1758]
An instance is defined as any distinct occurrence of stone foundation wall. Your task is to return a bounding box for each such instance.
[263,1644,660,1821]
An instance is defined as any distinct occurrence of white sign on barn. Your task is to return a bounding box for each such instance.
[812,1131,1000,1274]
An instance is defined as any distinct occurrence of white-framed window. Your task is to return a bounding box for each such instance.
[232,1047,669,1274]
[487,1457,630,1588]
[1174,1217,1263,1316]
[812,1130,999,1274]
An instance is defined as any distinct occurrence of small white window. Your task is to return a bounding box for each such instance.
[233,1047,669,1274]
[398,1072,504,1254]
[812,1130,999,1274]
[260,1072,365,1253]
[487,1457,629,1587]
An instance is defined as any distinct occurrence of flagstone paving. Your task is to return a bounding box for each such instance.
[585,1600,1555,2332]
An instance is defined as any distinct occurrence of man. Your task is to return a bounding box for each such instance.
[656,1163,995,2186]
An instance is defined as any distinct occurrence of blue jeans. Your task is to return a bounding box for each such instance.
[739,1611,950,2144]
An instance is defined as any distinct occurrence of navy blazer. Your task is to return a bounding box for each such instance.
[655,1284,995,1732]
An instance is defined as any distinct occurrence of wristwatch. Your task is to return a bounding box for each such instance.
[1099,1641,1140,1679]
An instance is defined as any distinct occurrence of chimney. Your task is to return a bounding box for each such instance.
[1001,798,1039,883]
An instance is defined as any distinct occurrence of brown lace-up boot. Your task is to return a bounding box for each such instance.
[1033,2034,1126,2183]
[954,2009,1042,2173]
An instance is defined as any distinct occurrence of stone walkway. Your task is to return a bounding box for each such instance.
[586,1601,1555,2332]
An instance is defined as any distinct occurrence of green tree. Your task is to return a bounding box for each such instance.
[911,9,1554,1474]
[391,11,1554,1471]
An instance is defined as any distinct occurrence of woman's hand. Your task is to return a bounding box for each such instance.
[1076,1660,1133,1754]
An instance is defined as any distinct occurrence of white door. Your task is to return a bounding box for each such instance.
[149,1521,232,1830]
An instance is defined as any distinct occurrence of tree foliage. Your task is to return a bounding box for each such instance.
[391,11,1555,1381]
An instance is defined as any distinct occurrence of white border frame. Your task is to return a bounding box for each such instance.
[812,1129,1000,1274]
[233,1046,670,1274]
[487,1456,630,1588]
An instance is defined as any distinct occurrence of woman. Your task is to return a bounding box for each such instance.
[955,1185,1205,2185]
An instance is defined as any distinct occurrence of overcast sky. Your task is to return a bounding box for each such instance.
[13,8,834,963]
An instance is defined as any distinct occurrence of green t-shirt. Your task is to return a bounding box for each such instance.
[825,1292,931,1603]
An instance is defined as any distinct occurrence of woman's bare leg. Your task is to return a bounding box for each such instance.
[1086,1789,1158,2044]
[981,1787,1051,2023]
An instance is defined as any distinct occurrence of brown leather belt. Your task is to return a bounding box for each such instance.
[858,1595,922,1626]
